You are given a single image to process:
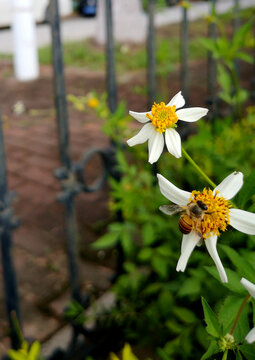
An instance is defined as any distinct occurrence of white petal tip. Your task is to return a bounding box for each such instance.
[176,266,184,272]
[176,259,186,272]
[245,328,255,344]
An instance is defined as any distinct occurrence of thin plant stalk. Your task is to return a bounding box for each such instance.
[222,350,228,360]
[181,147,217,188]
[229,294,251,335]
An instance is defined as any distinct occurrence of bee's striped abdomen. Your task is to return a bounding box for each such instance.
[179,215,193,234]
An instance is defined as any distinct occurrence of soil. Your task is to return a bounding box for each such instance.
[0,30,254,356]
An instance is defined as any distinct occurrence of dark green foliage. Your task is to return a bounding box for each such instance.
[85,94,255,359]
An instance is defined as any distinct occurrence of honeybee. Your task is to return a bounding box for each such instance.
[159,200,209,235]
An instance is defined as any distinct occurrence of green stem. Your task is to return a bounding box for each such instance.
[11,311,24,346]
[229,294,251,335]
[222,350,228,360]
[182,147,217,188]
[230,66,241,120]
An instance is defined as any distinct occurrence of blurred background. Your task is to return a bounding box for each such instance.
[0,0,254,359]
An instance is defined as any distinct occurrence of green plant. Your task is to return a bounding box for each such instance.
[8,341,42,360]
[200,8,255,118]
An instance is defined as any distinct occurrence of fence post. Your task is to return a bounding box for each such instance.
[48,0,82,303]
[11,0,39,81]
[105,0,117,113]
[147,0,156,107]
[0,110,21,349]
[207,0,218,118]
[180,3,189,104]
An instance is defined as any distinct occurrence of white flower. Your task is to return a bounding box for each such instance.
[157,171,255,283]
[240,277,255,344]
[127,91,208,164]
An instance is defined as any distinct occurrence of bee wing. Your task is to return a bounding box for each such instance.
[159,204,183,216]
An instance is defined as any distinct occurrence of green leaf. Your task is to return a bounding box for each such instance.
[233,20,254,49]
[236,350,243,360]
[122,343,139,360]
[142,223,156,246]
[158,290,173,317]
[201,297,222,337]
[156,245,172,257]
[200,340,221,360]
[200,38,219,56]
[151,255,168,278]
[138,247,153,262]
[236,51,254,64]
[217,64,232,93]
[178,277,201,297]
[28,341,41,360]
[120,231,133,256]
[204,266,244,294]
[8,351,26,360]
[143,282,162,295]
[156,347,172,360]
[92,230,120,250]
[239,344,255,360]
[233,304,250,343]
[220,245,255,280]
[218,295,244,333]
[236,170,255,209]
[173,307,197,324]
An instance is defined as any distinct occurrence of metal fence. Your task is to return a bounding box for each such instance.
[0,0,253,358]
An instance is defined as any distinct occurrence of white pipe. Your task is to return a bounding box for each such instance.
[11,0,39,81]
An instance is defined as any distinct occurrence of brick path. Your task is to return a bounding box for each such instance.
[0,64,117,356]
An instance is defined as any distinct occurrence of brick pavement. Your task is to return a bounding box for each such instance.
[0,64,117,356]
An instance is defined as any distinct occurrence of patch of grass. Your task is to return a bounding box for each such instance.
[38,40,105,69]
[0,53,12,61]
[37,31,206,75]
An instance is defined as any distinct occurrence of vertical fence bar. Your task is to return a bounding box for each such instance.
[48,0,81,303]
[180,3,189,104]
[147,0,156,107]
[49,0,71,170]
[207,0,217,118]
[104,0,125,277]
[0,110,21,349]
[233,0,240,81]
[105,0,117,113]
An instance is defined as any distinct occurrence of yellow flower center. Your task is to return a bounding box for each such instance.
[146,102,178,133]
[189,188,231,239]
[88,97,99,109]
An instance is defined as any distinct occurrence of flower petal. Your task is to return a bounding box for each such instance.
[245,327,255,344]
[229,208,255,235]
[240,277,255,298]
[213,171,243,200]
[157,174,191,206]
[176,231,201,272]
[165,128,182,158]
[176,107,208,122]
[167,91,185,109]
[205,235,228,283]
[148,131,164,164]
[127,123,154,147]
[129,110,150,123]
